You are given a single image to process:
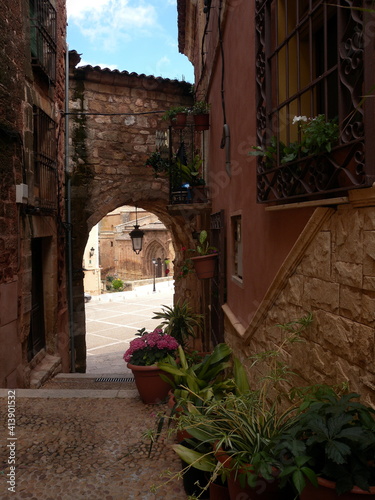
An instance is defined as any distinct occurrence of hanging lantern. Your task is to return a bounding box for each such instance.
[129,206,144,254]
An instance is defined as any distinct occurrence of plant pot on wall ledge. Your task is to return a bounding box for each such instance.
[301,477,375,500]
[191,254,217,279]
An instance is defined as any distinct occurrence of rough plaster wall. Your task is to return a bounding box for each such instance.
[226,202,375,405]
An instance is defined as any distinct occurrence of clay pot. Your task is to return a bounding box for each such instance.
[214,446,280,499]
[191,254,217,279]
[193,113,210,131]
[300,477,375,500]
[209,479,230,500]
[127,363,172,404]
[172,112,187,130]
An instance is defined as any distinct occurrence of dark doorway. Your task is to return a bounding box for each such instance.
[28,238,46,361]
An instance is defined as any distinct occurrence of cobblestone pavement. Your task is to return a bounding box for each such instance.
[0,390,187,500]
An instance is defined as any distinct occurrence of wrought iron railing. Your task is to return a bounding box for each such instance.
[255,0,374,204]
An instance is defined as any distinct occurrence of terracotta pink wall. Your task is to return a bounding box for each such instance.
[203,2,314,327]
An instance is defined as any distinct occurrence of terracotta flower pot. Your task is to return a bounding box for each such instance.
[172,112,187,130]
[209,480,230,500]
[191,253,217,279]
[193,113,210,131]
[214,446,280,500]
[127,363,172,404]
[301,477,375,499]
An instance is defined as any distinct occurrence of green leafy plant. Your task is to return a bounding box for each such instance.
[178,231,218,279]
[157,314,315,496]
[145,151,170,177]
[250,115,339,169]
[193,230,217,256]
[158,343,248,407]
[112,278,124,291]
[176,155,205,186]
[276,391,375,496]
[297,114,339,155]
[191,100,211,115]
[152,300,203,348]
[162,105,187,122]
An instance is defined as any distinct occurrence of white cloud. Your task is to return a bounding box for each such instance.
[67,0,158,49]
[156,55,170,73]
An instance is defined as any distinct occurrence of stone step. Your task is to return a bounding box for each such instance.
[29,353,62,389]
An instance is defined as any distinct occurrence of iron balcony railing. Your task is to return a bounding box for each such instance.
[254,0,375,204]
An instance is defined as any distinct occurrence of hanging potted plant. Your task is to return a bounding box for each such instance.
[192,100,210,131]
[123,327,179,404]
[162,105,188,130]
[189,230,218,279]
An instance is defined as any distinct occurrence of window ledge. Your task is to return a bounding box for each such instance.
[265,197,348,212]
[231,275,243,287]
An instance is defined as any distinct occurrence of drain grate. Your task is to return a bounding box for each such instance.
[95,377,135,383]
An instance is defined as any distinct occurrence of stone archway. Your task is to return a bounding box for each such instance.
[68,53,207,372]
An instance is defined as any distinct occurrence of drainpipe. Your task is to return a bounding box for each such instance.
[65,44,75,372]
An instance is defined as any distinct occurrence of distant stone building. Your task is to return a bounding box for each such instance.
[95,206,174,290]
[0,0,68,387]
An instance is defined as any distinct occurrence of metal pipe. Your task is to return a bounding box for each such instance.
[65,43,75,372]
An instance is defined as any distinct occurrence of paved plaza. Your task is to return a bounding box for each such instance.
[85,280,174,374]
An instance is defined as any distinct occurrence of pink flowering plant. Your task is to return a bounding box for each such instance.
[123,327,179,366]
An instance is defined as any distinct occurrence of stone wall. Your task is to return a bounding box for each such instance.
[0,0,68,387]
[224,189,375,405]
[68,60,210,370]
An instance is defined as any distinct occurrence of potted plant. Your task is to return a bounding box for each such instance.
[277,391,375,499]
[169,314,314,498]
[123,327,179,404]
[173,155,207,203]
[174,391,298,499]
[145,151,170,178]
[189,230,218,279]
[162,105,188,129]
[191,101,210,131]
[152,300,203,349]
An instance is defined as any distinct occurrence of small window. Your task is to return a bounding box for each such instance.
[232,215,243,280]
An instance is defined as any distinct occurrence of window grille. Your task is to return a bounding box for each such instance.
[30,0,56,83]
[255,0,373,204]
[33,107,57,211]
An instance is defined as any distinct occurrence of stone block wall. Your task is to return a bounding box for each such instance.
[224,189,375,404]
[0,0,68,387]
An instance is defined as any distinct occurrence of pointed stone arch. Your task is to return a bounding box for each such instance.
[68,55,207,372]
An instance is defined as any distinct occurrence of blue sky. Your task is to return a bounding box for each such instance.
[66,0,194,82]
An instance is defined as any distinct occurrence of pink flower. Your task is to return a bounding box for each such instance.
[123,327,179,365]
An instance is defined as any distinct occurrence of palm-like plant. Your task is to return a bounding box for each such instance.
[152,300,202,348]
